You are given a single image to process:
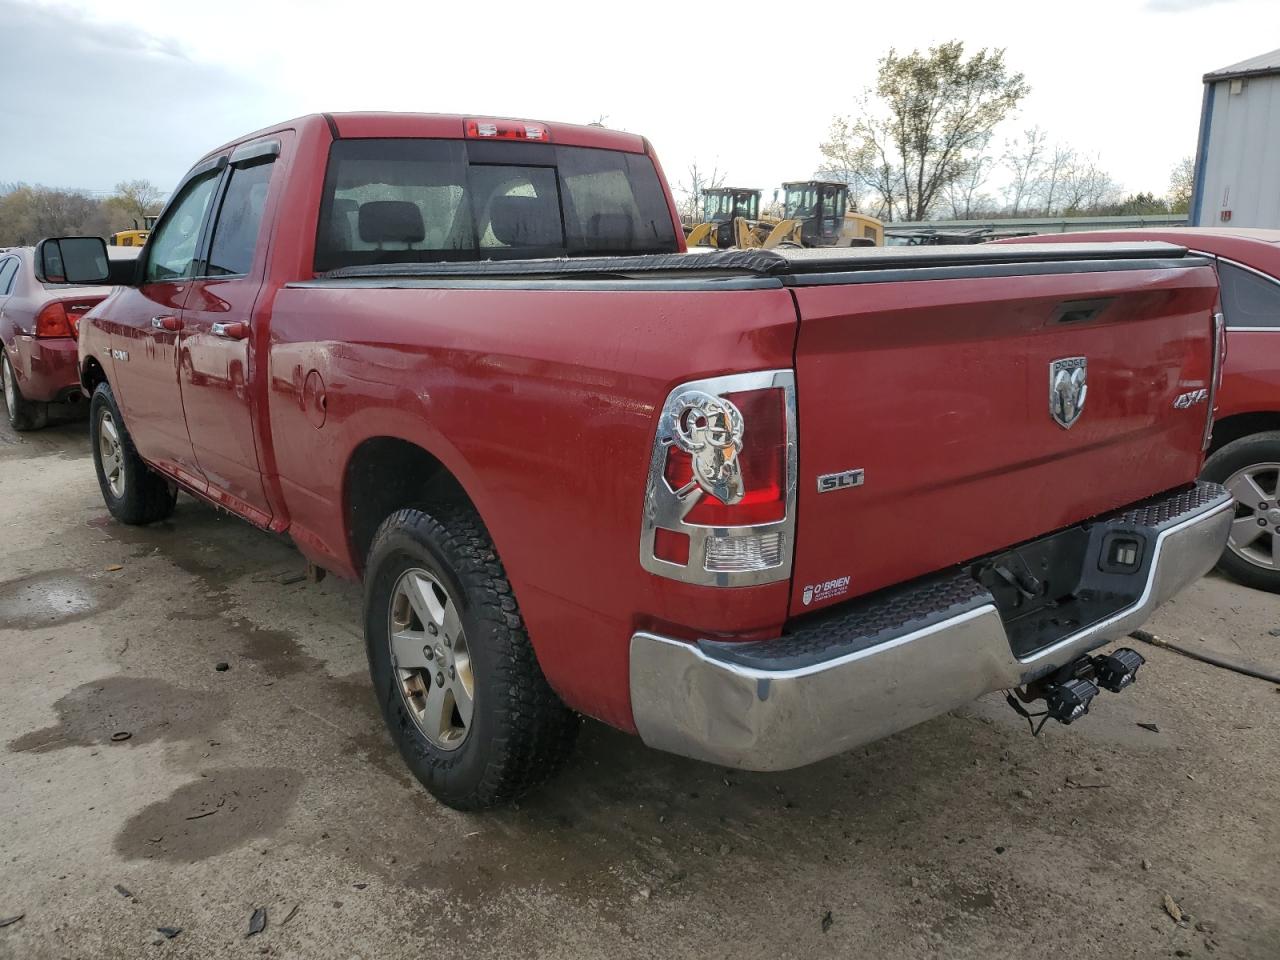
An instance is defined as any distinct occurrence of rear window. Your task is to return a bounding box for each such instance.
[0,256,19,296]
[1218,260,1280,328]
[314,139,678,271]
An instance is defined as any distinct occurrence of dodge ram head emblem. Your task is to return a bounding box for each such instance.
[668,390,745,504]
[1049,356,1088,429]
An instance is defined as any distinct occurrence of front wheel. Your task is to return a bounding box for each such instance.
[1202,431,1280,593]
[2,349,47,431]
[89,382,177,525]
[363,505,579,810]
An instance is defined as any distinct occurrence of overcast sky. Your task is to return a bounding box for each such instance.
[1,0,1276,207]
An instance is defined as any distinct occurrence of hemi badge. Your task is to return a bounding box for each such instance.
[817,469,864,493]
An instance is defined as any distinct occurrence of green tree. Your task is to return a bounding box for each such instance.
[109,178,164,225]
[821,41,1029,221]
[1168,156,1194,214]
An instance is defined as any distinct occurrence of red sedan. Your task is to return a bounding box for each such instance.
[0,246,109,430]
[1007,228,1280,593]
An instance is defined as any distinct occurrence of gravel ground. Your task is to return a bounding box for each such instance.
[1,413,1277,960]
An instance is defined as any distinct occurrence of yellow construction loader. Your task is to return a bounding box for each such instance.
[109,215,159,248]
[685,188,761,248]
[686,182,884,250]
[773,181,883,248]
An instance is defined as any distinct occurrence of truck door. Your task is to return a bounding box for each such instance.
[176,140,280,525]
[108,165,223,482]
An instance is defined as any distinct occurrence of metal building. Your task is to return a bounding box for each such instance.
[1191,48,1280,228]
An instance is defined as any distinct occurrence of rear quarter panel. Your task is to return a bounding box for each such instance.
[266,282,798,729]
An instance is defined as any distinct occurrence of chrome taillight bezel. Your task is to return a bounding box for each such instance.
[639,369,797,586]
[1204,310,1225,451]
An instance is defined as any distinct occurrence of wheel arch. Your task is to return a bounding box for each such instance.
[80,355,109,394]
[342,435,485,575]
[1208,410,1280,455]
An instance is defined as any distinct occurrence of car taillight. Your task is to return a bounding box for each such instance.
[35,302,72,338]
[35,298,102,339]
[640,370,796,586]
[464,118,550,141]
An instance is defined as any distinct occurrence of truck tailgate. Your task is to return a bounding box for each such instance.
[787,250,1220,615]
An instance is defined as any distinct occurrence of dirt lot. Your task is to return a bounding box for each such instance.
[1,414,1278,960]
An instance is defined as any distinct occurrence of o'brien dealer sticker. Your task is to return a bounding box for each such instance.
[801,576,851,606]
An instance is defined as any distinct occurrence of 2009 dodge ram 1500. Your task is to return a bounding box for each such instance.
[44,112,1231,809]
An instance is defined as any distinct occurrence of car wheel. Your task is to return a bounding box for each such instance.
[363,504,579,810]
[2,349,48,431]
[90,382,177,525]
[1202,431,1280,593]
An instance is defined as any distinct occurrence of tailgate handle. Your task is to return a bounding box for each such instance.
[1052,298,1112,325]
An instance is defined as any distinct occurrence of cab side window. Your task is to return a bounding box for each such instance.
[206,160,275,277]
[144,171,220,283]
[1219,261,1280,328]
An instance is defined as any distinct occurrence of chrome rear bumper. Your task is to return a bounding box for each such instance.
[630,483,1232,771]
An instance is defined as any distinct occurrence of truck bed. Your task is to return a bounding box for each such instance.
[297,240,1218,618]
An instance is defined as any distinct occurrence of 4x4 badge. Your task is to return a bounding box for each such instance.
[1049,356,1087,429]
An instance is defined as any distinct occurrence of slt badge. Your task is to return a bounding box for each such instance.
[1049,356,1087,429]
[667,390,745,505]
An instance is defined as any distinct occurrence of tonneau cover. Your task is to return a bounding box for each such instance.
[314,241,1195,282]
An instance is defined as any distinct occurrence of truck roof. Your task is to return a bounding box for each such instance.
[198,112,648,164]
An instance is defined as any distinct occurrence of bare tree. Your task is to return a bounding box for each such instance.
[816,115,877,215]
[109,179,164,224]
[1168,156,1194,213]
[1037,143,1076,215]
[1058,155,1118,213]
[942,154,995,219]
[1003,127,1048,215]
[0,184,125,246]
[677,161,728,222]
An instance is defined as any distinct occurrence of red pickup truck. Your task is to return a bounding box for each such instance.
[47,113,1231,810]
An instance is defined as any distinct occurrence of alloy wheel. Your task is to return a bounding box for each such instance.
[97,409,126,499]
[2,354,14,419]
[1226,463,1280,571]
[387,568,474,750]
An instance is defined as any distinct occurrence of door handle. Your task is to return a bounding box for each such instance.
[151,315,182,331]
[211,321,250,341]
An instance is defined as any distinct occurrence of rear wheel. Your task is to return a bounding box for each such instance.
[90,382,177,525]
[1202,432,1280,593]
[2,349,48,431]
[363,504,579,809]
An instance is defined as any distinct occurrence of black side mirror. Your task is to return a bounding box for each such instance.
[35,236,110,285]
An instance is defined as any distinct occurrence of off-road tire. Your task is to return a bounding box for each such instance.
[2,349,47,431]
[1202,431,1280,594]
[90,382,177,525]
[364,505,579,810]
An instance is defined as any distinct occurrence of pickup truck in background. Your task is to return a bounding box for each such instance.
[42,113,1231,810]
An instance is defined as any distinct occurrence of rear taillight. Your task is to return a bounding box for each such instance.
[34,298,102,339]
[35,302,71,338]
[464,118,550,141]
[663,388,786,526]
[640,370,796,586]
